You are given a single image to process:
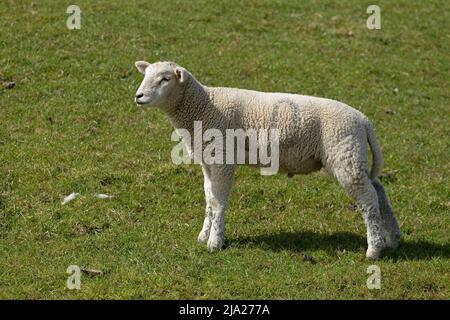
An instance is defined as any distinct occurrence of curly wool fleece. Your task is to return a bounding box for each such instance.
[134,61,401,259]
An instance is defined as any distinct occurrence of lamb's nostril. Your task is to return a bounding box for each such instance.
[135,93,144,99]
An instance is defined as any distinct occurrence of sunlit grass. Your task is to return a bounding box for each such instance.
[0,0,449,299]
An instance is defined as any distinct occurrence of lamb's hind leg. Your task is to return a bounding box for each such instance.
[344,177,386,259]
[372,179,401,249]
[332,165,386,259]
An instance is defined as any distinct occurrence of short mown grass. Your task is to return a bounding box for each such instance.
[0,0,449,299]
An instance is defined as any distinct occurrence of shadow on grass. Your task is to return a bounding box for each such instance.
[229,231,450,261]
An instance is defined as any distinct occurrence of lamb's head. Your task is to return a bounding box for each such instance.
[134,61,189,108]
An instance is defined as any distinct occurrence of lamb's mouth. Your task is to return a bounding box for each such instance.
[135,98,151,106]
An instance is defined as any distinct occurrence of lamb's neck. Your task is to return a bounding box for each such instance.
[167,78,212,134]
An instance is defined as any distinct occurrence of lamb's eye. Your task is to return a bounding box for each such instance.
[160,77,170,84]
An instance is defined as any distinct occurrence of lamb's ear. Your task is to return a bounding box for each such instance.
[174,67,188,83]
[135,61,150,74]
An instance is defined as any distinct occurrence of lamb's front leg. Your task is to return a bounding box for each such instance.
[198,165,213,244]
[202,164,235,252]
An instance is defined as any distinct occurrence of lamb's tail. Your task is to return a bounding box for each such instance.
[366,120,383,180]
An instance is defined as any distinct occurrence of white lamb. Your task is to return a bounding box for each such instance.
[134,60,401,259]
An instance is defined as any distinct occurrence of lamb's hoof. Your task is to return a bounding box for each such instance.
[197,230,210,244]
[385,232,401,249]
[207,236,224,252]
[385,238,400,249]
[366,247,382,260]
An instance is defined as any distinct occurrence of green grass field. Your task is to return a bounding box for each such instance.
[0,0,449,299]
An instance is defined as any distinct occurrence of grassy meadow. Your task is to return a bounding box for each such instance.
[0,0,449,299]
